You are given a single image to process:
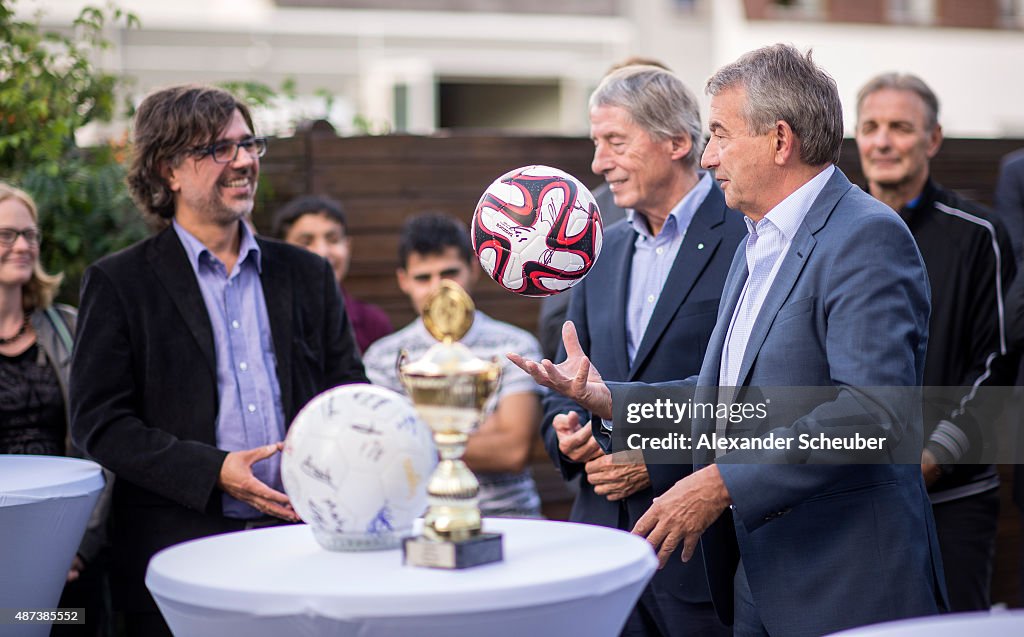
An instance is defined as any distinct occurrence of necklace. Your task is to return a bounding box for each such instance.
[0,311,30,345]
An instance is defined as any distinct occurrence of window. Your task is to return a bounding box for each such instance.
[393,84,408,133]
[888,0,935,25]
[770,0,823,19]
[1000,0,1024,27]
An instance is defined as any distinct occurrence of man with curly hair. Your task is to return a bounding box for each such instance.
[70,85,367,636]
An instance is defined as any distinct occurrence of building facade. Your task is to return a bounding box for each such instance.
[20,0,1024,139]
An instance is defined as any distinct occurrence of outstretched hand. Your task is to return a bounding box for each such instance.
[507,321,613,419]
[218,442,300,522]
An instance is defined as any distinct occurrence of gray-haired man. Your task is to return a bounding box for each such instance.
[856,72,1016,612]
[540,64,745,637]
[514,44,946,636]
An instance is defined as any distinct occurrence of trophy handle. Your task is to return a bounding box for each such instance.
[396,349,409,386]
[490,355,503,385]
[480,356,504,417]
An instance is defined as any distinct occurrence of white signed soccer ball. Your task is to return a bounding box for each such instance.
[472,165,603,297]
[281,384,437,551]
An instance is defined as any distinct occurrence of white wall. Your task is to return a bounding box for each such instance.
[706,0,1024,137]
[19,0,1024,138]
[21,0,628,137]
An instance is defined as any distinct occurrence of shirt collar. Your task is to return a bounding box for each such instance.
[898,176,936,219]
[626,171,713,239]
[172,218,263,275]
[751,164,836,240]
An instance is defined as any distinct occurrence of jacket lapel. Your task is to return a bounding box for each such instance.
[733,232,815,387]
[629,188,727,379]
[257,239,295,419]
[148,227,217,374]
[732,168,852,386]
[701,246,747,388]
[605,227,634,380]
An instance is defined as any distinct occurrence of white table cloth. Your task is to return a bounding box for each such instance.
[0,455,105,637]
[147,517,658,637]
[827,610,1024,636]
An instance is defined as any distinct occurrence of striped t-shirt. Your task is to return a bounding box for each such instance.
[363,311,543,517]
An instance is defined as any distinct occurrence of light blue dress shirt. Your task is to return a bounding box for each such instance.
[625,172,713,364]
[600,173,713,434]
[173,220,285,519]
[719,164,835,386]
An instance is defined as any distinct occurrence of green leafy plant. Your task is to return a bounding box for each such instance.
[219,77,390,137]
[21,144,147,303]
[1,0,145,303]
[217,79,294,111]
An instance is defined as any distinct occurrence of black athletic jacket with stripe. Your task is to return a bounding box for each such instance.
[898,178,1017,502]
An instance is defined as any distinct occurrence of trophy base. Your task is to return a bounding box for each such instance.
[402,532,503,569]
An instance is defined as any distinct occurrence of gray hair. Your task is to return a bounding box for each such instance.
[856,72,939,130]
[589,65,704,169]
[705,43,843,166]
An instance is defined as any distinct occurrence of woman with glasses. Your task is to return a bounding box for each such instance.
[0,182,74,455]
[0,182,112,635]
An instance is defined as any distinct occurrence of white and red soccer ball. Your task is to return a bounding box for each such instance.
[472,165,603,297]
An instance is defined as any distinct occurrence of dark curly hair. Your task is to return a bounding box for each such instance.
[398,213,473,269]
[126,85,255,219]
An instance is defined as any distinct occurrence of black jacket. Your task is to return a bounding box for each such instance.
[899,179,1017,498]
[70,226,367,610]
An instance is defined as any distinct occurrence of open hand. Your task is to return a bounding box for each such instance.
[218,443,300,522]
[507,321,612,419]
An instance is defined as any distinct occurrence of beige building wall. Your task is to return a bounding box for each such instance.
[23,0,628,140]
[19,0,1024,140]
[711,1,1024,136]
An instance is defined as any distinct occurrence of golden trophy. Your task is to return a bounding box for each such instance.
[398,281,504,569]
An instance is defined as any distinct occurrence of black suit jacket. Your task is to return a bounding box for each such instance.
[542,183,745,603]
[70,226,367,610]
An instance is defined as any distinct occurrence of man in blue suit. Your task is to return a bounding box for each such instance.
[512,44,945,636]
[542,65,744,636]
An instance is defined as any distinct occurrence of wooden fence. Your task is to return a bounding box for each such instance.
[255,128,600,335]
[257,130,1024,338]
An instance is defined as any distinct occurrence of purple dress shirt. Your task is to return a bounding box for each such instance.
[341,288,393,354]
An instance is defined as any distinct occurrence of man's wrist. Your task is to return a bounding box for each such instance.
[705,464,733,509]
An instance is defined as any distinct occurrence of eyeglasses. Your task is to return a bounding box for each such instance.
[0,228,41,248]
[192,136,268,164]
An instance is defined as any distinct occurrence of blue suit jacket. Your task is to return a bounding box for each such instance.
[612,168,947,636]
[542,183,745,603]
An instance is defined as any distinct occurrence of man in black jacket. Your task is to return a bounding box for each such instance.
[856,72,1016,611]
[70,85,367,636]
